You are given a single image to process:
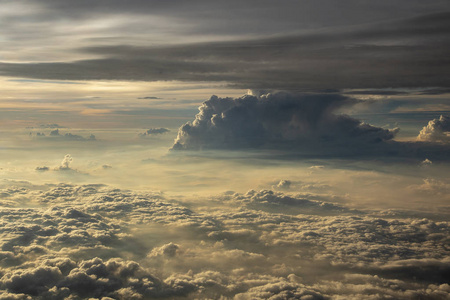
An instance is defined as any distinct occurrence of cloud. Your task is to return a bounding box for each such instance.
[26,123,66,129]
[0,183,449,299]
[1,11,449,90]
[35,166,49,172]
[421,158,432,166]
[274,180,291,190]
[216,189,354,216]
[137,96,161,99]
[139,128,170,137]
[0,256,188,299]
[148,243,180,258]
[58,154,73,171]
[47,129,96,141]
[410,178,450,199]
[418,88,450,95]
[39,123,65,129]
[34,155,89,174]
[417,115,450,143]
[234,279,324,300]
[167,92,450,160]
[171,92,398,155]
[49,129,60,136]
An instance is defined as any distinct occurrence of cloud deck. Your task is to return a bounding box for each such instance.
[0,184,448,299]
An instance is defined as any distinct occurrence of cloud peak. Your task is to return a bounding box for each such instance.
[171,92,397,153]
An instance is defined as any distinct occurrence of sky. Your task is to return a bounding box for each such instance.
[1,1,450,299]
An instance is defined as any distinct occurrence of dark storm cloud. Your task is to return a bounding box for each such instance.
[1,12,449,90]
[171,92,398,154]
[169,93,450,160]
[21,0,450,35]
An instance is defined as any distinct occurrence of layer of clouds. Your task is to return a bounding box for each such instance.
[1,11,449,90]
[6,0,448,49]
[0,183,448,298]
[417,115,450,143]
[171,92,398,155]
[21,0,450,27]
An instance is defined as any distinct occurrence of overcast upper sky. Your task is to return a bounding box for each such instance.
[1,0,449,91]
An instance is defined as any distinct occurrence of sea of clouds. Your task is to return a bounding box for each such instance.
[0,182,448,299]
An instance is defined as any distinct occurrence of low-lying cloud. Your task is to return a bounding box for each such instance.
[0,183,448,299]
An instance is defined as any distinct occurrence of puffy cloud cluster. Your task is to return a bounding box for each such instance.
[139,128,170,137]
[148,243,180,258]
[0,186,208,299]
[59,154,73,170]
[0,255,204,299]
[35,166,49,172]
[171,92,398,154]
[274,179,291,190]
[417,115,450,143]
[0,206,124,263]
[36,184,209,229]
[0,183,449,299]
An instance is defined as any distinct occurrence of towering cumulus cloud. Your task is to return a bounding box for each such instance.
[417,115,450,143]
[172,92,397,154]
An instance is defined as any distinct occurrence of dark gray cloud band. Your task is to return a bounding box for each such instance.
[1,12,449,90]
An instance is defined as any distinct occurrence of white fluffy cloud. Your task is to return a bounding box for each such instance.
[417,115,450,143]
[59,154,73,170]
